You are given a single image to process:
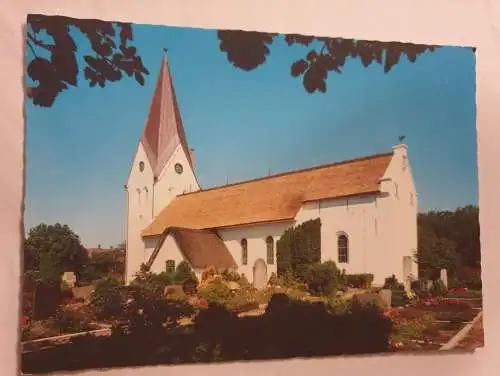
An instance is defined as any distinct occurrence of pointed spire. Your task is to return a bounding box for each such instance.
[141,51,193,178]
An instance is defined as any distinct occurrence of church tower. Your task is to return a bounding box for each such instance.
[125,52,200,283]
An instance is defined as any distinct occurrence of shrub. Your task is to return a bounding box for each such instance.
[267,272,278,287]
[198,278,233,305]
[276,218,321,281]
[54,308,92,334]
[173,261,198,285]
[131,271,172,295]
[430,279,447,297]
[226,293,259,314]
[345,274,374,289]
[304,261,338,296]
[91,277,122,320]
[383,275,405,291]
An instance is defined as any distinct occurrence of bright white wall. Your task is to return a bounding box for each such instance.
[125,143,199,283]
[295,196,382,280]
[153,144,199,217]
[125,142,155,283]
[148,234,183,274]
[217,222,293,283]
[294,148,418,286]
[378,145,419,283]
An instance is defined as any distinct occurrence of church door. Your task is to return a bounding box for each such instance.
[253,259,268,289]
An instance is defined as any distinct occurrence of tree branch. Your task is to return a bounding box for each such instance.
[27,32,52,53]
[26,40,38,58]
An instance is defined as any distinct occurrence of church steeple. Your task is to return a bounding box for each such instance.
[141,51,194,178]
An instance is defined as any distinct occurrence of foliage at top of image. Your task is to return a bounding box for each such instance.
[26,14,149,107]
[217,31,439,94]
[25,14,454,108]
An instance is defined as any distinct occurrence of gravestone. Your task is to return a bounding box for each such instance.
[62,271,77,288]
[440,269,448,289]
[379,289,392,308]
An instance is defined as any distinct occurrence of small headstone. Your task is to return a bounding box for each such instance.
[379,289,392,308]
[353,293,379,307]
[62,272,77,288]
[440,269,448,289]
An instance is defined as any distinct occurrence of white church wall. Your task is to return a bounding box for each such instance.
[153,144,200,218]
[125,142,155,284]
[147,234,185,275]
[295,196,381,279]
[217,221,293,284]
[292,147,418,286]
[378,144,419,284]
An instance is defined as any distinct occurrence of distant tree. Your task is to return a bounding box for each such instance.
[418,205,480,269]
[415,226,459,279]
[26,14,447,108]
[24,223,88,278]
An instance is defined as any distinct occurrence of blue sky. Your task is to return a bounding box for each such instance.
[24,23,477,248]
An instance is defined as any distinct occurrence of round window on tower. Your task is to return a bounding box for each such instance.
[174,163,183,175]
[139,161,145,172]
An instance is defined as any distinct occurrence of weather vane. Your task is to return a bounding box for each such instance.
[163,47,168,54]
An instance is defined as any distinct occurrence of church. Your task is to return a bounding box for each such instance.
[124,54,419,288]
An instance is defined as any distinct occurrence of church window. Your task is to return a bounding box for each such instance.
[165,260,176,274]
[266,236,274,264]
[337,234,349,264]
[374,218,378,236]
[241,239,248,265]
[143,187,148,202]
[394,183,399,199]
[139,161,145,172]
[136,188,142,204]
[174,163,184,175]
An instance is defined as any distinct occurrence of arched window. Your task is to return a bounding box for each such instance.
[143,187,148,203]
[337,233,349,264]
[266,236,274,264]
[241,239,248,265]
[136,188,142,205]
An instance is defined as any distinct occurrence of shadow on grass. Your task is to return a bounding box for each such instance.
[22,294,393,374]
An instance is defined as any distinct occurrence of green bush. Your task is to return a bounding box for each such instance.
[345,274,374,289]
[131,271,173,295]
[173,261,198,285]
[198,278,233,305]
[383,275,405,291]
[304,261,338,296]
[91,277,123,320]
[54,308,92,333]
[267,272,278,287]
[430,279,447,297]
[276,218,321,281]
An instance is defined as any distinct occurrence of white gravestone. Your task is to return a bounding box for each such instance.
[440,269,448,289]
[62,271,77,288]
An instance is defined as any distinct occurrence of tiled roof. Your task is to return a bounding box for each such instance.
[141,54,193,178]
[145,227,237,271]
[142,152,393,237]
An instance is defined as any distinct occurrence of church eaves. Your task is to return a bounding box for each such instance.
[141,151,394,237]
[141,53,193,178]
